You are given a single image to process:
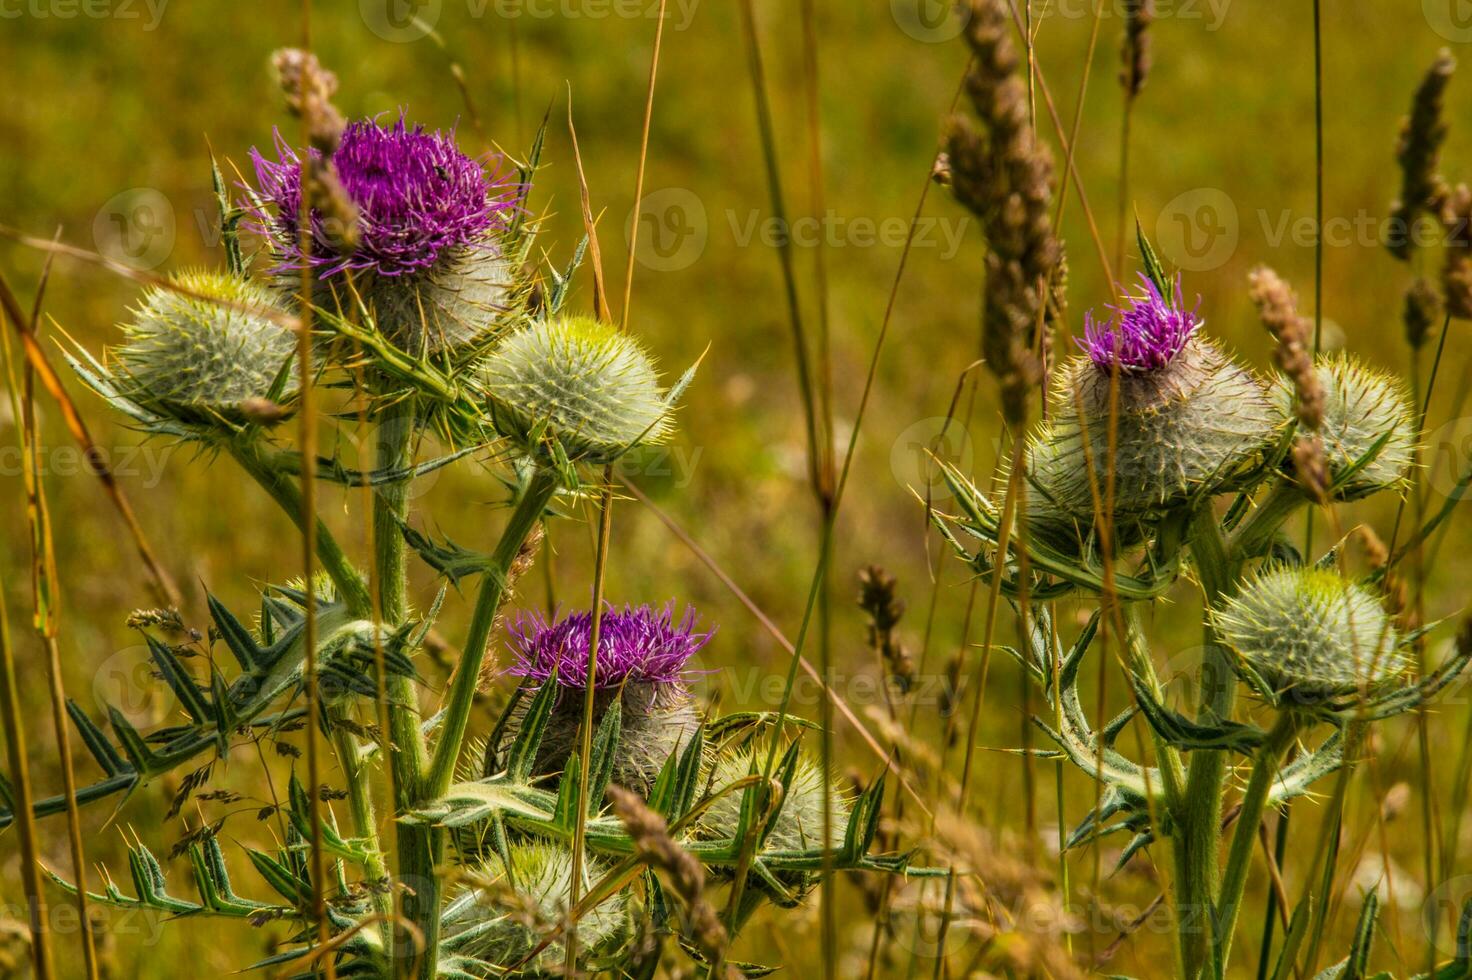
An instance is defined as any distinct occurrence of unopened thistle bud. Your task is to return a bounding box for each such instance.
[1389,49,1455,262]
[248,115,526,356]
[500,603,712,791]
[697,747,850,854]
[481,315,679,466]
[1213,566,1408,702]
[1045,274,1277,520]
[444,842,630,971]
[114,269,297,423]
[1271,354,1415,500]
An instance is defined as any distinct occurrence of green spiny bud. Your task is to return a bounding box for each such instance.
[1046,337,1279,520]
[481,315,675,465]
[1271,353,1416,500]
[115,269,297,423]
[446,842,629,972]
[1212,566,1408,702]
[698,747,850,853]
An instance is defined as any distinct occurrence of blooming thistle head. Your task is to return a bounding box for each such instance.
[481,315,679,466]
[249,115,514,277]
[499,604,711,791]
[1212,566,1409,704]
[247,115,527,355]
[1079,273,1199,375]
[506,603,713,690]
[114,269,297,424]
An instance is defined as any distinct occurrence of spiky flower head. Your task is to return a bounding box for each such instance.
[444,842,630,973]
[1212,566,1408,703]
[1079,273,1199,374]
[482,315,676,465]
[499,604,711,791]
[1271,353,1416,499]
[507,604,713,690]
[698,747,850,854]
[247,115,525,355]
[114,269,297,423]
[1045,323,1279,521]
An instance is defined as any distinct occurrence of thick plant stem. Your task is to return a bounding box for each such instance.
[1213,713,1298,974]
[1229,480,1307,562]
[426,466,559,797]
[369,402,436,980]
[1176,505,1239,978]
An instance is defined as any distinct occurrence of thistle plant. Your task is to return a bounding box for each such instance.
[931,235,1472,977]
[0,52,923,980]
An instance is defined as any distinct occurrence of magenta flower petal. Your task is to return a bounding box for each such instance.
[1079,273,1201,374]
[505,604,714,691]
[247,114,518,278]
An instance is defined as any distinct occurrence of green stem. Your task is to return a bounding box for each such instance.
[426,466,559,798]
[229,437,372,618]
[1121,603,1186,806]
[1229,480,1307,564]
[1213,712,1299,974]
[364,401,441,980]
[228,436,391,942]
[1176,504,1239,979]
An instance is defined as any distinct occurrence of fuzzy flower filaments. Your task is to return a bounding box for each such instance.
[248,116,524,355]
[1079,273,1198,374]
[500,604,711,791]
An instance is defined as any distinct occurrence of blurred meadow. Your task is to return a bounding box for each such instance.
[4,0,1472,976]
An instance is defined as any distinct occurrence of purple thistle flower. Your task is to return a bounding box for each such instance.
[506,604,714,691]
[1079,273,1201,373]
[247,115,518,279]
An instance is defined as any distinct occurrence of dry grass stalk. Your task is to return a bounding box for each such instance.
[1120,0,1153,101]
[1403,276,1442,350]
[857,566,913,695]
[947,0,1061,427]
[272,47,359,251]
[1390,49,1455,262]
[606,784,736,976]
[476,521,546,692]
[1249,265,1328,501]
[1440,182,1472,319]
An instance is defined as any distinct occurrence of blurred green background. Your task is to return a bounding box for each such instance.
[4,0,1472,975]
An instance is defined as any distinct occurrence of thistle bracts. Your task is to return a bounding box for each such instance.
[111,269,297,425]
[442,843,632,975]
[946,0,1061,427]
[1212,566,1408,704]
[1046,334,1277,521]
[1270,353,1416,500]
[481,315,686,469]
[697,747,851,855]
